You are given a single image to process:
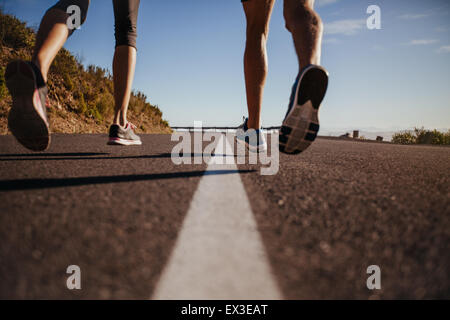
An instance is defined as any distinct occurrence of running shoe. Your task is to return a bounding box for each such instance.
[279,64,328,155]
[236,117,267,153]
[108,123,142,146]
[5,60,50,151]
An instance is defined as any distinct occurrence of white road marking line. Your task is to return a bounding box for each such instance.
[152,135,282,300]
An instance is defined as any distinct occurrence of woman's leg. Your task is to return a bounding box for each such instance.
[6,0,90,151]
[242,0,276,130]
[32,0,90,82]
[112,0,140,127]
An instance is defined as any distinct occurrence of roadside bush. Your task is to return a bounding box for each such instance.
[78,93,87,114]
[95,92,114,117]
[0,66,6,99]
[0,11,35,49]
[63,72,74,91]
[392,131,416,145]
[51,49,79,78]
[86,102,102,122]
[392,127,450,145]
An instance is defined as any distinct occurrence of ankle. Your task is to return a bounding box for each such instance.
[247,118,261,130]
[31,59,48,83]
[113,119,127,127]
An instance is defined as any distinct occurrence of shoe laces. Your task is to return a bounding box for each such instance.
[238,116,247,130]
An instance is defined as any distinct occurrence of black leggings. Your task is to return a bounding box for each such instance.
[49,0,140,49]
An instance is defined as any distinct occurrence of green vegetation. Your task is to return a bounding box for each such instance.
[0,9,171,134]
[0,10,35,49]
[0,66,6,99]
[392,128,450,145]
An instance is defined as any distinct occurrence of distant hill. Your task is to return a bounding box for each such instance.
[0,9,171,135]
[320,129,396,142]
[321,127,450,143]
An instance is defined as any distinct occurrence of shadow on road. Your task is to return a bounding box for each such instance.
[0,153,236,162]
[0,169,255,191]
[0,152,109,157]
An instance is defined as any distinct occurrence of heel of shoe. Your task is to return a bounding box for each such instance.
[6,61,36,97]
[6,61,50,151]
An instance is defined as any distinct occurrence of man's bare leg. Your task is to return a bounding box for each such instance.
[32,9,70,82]
[112,45,136,127]
[279,0,328,155]
[243,0,275,130]
[284,0,323,70]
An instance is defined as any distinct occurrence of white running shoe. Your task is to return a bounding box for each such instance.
[236,117,267,153]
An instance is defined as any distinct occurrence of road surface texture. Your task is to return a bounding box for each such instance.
[0,134,449,299]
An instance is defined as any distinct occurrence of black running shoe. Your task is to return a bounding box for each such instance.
[5,60,50,151]
[279,64,329,155]
[108,123,142,146]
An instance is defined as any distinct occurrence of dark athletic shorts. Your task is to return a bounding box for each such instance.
[50,0,140,49]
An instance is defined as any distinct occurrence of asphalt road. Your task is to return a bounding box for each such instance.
[0,134,449,299]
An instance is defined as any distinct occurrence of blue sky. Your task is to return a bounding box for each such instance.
[2,0,450,131]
